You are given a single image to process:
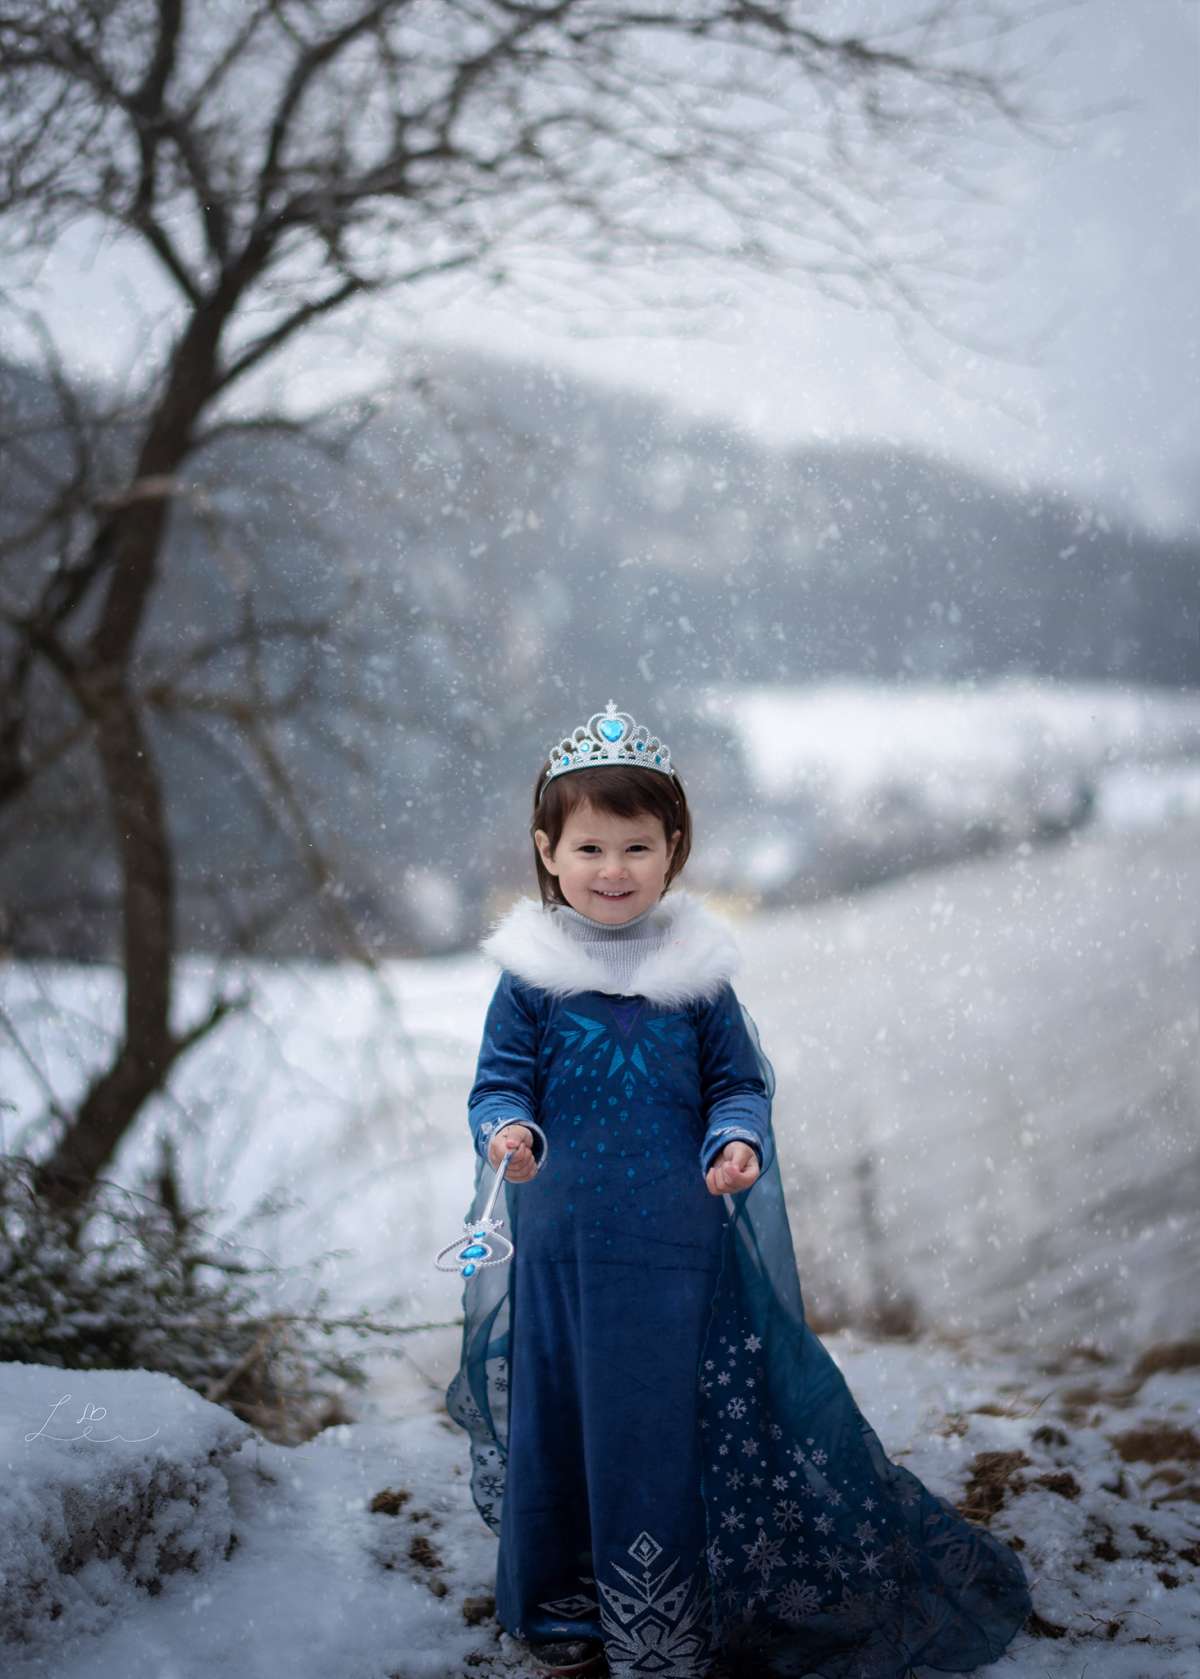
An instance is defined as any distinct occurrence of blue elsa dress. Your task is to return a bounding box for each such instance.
[446,891,1032,1678]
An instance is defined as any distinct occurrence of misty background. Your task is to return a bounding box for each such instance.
[3,0,1196,962]
[1,4,1198,1667]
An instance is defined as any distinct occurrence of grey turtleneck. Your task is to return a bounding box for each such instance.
[548,897,670,995]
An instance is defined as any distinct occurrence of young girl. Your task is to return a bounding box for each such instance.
[447,701,1033,1679]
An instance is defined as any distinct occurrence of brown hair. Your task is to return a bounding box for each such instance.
[530,763,692,908]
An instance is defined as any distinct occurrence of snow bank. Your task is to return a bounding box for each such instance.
[0,1362,251,1648]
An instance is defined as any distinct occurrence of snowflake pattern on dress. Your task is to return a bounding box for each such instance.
[594,1529,711,1679]
[694,1307,1030,1675]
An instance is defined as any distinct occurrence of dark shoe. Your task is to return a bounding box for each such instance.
[526,1638,606,1675]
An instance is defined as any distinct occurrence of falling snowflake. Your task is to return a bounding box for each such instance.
[727,1397,747,1420]
[859,1551,885,1577]
[813,1513,834,1535]
[772,1500,804,1533]
[810,1447,828,1466]
[717,1371,732,1386]
[854,1521,879,1545]
[772,1475,789,1492]
[721,1508,746,1532]
[744,1334,763,1352]
[726,1470,744,1490]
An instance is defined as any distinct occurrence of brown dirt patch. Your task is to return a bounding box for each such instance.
[370,1487,412,1515]
[409,1533,448,1596]
[1024,1608,1069,1639]
[957,1449,1032,1521]
[1032,1470,1081,1499]
[1130,1523,1172,1565]
[1108,1421,1200,1464]
[1131,1339,1200,1380]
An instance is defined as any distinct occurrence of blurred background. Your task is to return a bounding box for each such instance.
[0,0,1196,1424]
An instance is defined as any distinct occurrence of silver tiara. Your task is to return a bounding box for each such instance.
[545,699,675,783]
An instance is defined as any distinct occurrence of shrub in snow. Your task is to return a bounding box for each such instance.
[0,1155,373,1444]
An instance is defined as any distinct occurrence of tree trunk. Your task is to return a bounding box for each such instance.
[33,289,246,1225]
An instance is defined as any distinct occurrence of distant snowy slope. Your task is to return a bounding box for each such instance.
[707,677,1200,809]
[733,815,1199,1357]
[687,677,1200,897]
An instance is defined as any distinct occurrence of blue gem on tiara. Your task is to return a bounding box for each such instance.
[545,699,675,783]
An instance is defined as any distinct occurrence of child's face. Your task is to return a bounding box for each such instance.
[535,797,681,924]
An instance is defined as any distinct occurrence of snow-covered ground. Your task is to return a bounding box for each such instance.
[3,1336,1197,1677]
[2,678,1197,1673]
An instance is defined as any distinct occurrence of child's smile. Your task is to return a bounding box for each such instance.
[534,799,681,924]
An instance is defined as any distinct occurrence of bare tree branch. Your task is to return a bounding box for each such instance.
[0,0,1083,1221]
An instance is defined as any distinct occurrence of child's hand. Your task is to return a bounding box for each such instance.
[705,1141,760,1196]
[488,1124,537,1182]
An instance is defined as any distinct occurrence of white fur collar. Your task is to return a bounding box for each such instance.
[480,888,740,1006]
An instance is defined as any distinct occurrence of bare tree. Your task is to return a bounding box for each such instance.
[0,0,1067,1222]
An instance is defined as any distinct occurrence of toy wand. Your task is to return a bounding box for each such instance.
[434,1149,515,1279]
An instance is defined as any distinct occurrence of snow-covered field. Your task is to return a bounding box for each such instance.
[3,1335,1198,1677]
[709,678,1200,815]
[689,677,1200,896]
[2,678,1198,1674]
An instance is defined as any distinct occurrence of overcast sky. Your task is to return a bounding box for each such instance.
[414,0,1199,536]
[19,0,1200,537]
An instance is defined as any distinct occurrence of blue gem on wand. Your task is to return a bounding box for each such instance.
[434,1153,516,1279]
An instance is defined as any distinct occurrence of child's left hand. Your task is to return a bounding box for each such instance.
[705,1141,760,1196]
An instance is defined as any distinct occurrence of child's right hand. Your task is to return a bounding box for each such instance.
[488,1124,537,1182]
